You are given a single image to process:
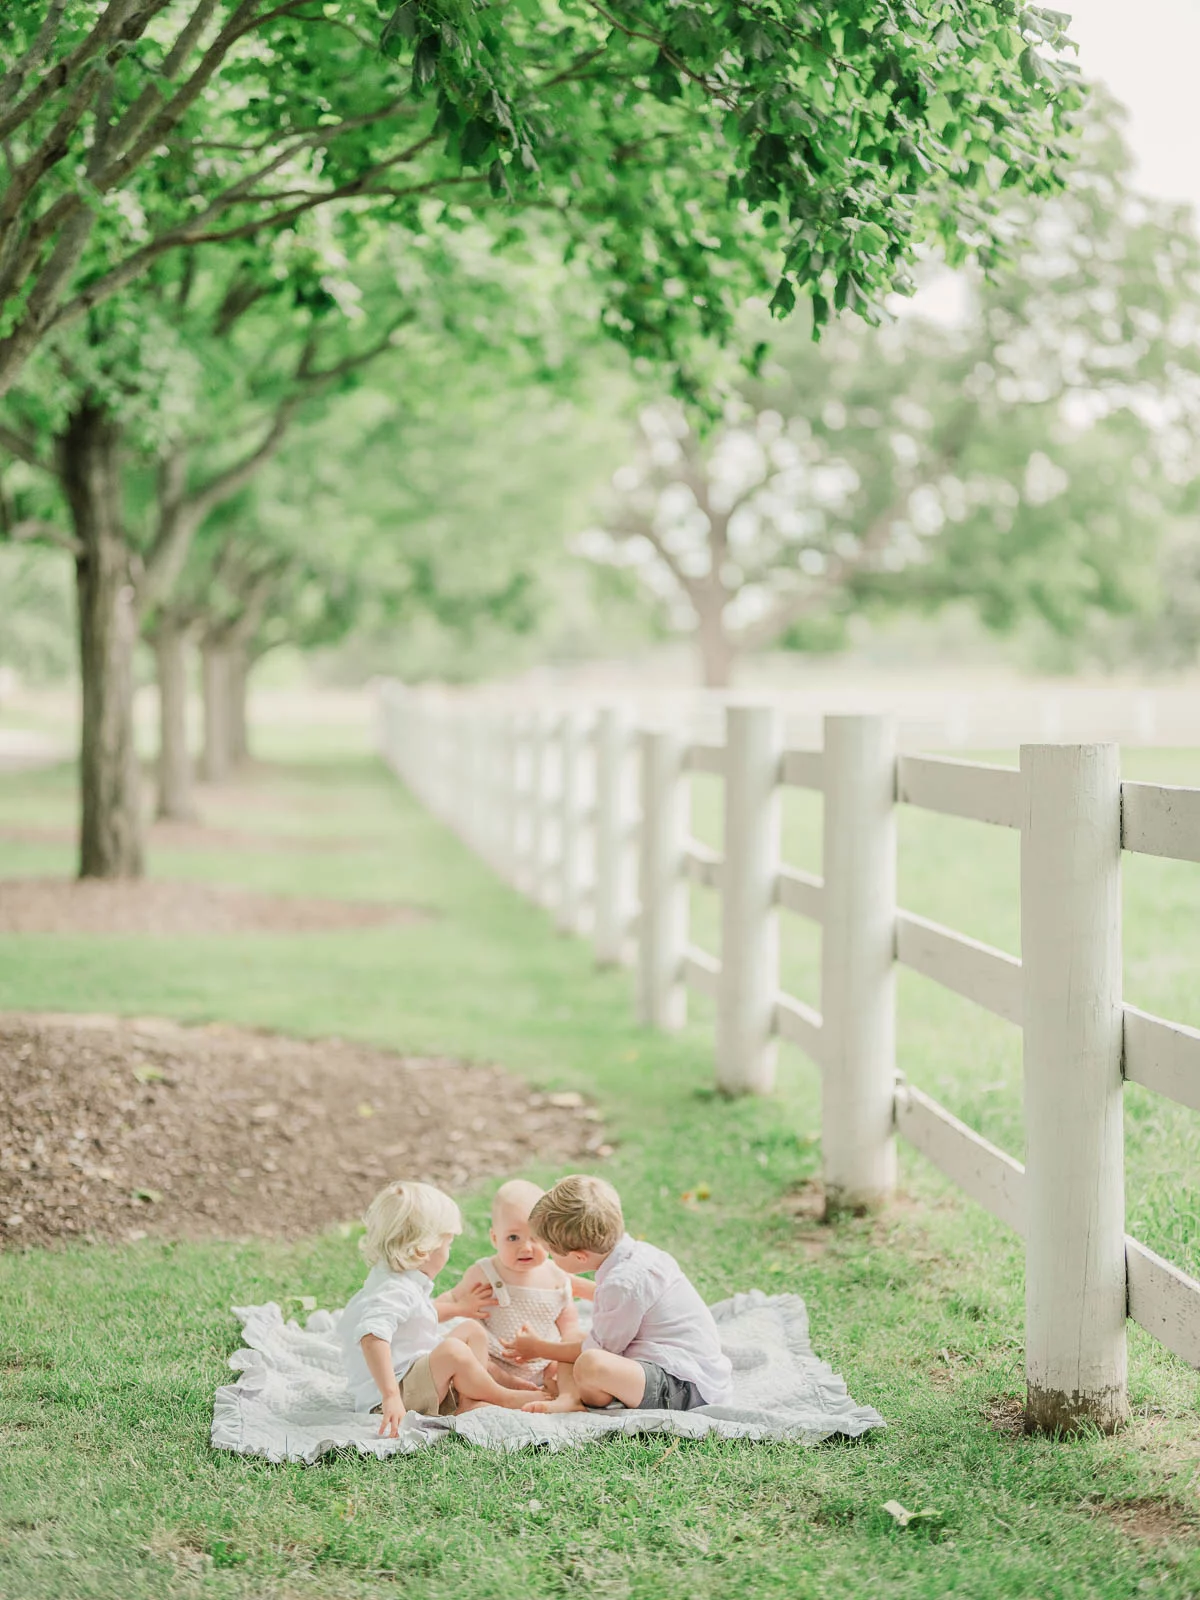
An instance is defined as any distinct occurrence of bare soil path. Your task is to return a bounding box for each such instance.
[0,1013,604,1250]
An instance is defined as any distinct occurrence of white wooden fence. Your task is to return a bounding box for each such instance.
[376,683,1200,1433]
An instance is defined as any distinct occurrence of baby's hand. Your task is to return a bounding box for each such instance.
[501,1323,542,1363]
[455,1281,499,1322]
[377,1394,406,1438]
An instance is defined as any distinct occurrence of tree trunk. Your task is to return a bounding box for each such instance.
[695,601,735,689]
[227,642,250,767]
[59,400,144,880]
[154,621,197,821]
[201,638,232,783]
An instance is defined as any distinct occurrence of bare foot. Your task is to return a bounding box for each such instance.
[497,1385,548,1409]
[522,1393,585,1414]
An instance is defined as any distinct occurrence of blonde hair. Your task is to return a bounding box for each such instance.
[361,1181,462,1273]
[529,1174,624,1255]
[491,1178,544,1229]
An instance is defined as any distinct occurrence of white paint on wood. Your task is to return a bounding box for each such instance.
[636,728,688,1030]
[897,754,1022,830]
[716,705,783,1095]
[820,715,898,1211]
[593,708,636,967]
[501,713,522,888]
[683,945,721,999]
[780,747,824,790]
[774,865,824,923]
[556,713,585,934]
[894,1082,1026,1236]
[1126,1237,1200,1370]
[527,711,552,908]
[771,992,823,1064]
[684,839,723,891]
[1120,780,1200,864]
[1122,1006,1200,1114]
[684,742,726,776]
[895,912,1022,1025]
[1021,743,1127,1430]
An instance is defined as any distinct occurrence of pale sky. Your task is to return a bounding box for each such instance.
[1069,0,1200,220]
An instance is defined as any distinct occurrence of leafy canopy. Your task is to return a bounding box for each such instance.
[0,0,1082,400]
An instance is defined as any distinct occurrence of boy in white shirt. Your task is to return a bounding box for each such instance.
[502,1174,734,1413]
[339,1180,548,1435]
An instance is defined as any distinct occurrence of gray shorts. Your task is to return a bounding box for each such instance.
[633,1360,707,1412]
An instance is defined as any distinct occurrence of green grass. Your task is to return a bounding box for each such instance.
[1,742,1198,1600]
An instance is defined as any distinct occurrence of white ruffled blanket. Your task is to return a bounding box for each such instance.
[211,1290,884,1462]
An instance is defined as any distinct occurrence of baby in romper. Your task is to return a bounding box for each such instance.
[440,1179,584,1391]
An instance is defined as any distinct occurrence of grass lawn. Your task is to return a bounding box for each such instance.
[1,732,1198,1600]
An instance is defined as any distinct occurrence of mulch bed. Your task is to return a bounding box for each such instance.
[0,879,427,935]
[0,1013,607,1250]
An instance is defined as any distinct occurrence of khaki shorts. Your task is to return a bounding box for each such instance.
[398,1352,458,1417]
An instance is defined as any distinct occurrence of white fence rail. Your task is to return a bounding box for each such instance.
[377,683,1200,1432]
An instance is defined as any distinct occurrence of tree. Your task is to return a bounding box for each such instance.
[0,0,1084,402]
[2,195,592,867]
[0,244,403,871]
[580,97,1200,685]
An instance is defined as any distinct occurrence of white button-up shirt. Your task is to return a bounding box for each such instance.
[583,1234,733,1404]
[339,1264,439,1412]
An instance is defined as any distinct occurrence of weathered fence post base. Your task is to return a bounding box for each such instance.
[1021,743,1127,1435]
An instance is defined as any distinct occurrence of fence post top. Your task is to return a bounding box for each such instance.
[823,712,895,730]
[1019,741,1120,760]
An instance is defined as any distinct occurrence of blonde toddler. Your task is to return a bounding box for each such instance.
[338,1179,545,1436]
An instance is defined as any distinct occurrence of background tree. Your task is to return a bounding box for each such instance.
[580,98,1200,686]
[1,199,600,867]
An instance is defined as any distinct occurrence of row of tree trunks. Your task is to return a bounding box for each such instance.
[154,622,197,823]
[156,637,251,816]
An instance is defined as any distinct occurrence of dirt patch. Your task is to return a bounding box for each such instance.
[1092,1498,1199,1545]
[0,1012,607,1249]
[982,1394,1027,1435]
[0,878,427,935]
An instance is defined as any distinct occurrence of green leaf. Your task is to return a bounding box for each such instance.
[411,32,440,91]
[769,277,796,318]
[648,50,682,102]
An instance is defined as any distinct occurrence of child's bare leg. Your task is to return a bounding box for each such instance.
[542,1361,560,1399]
[428,1338,545,1411]
[451,1320,489,1363]
[523,1349,645,1414]
[489,1360,541,1391]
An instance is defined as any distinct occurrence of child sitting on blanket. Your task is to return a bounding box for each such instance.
[439,1179,584,1389]
[502,1174,734,1414]
[338,1180,547,1436]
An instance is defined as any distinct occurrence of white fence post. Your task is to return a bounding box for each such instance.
[528,711,552,907]
[501,712,521,887]
[820,714,897,1215]
[1020,743,1127,1433]
[637,727,687,1030]
[557,712,584,933]
[716,704,782,1095]
[594,707,634,967]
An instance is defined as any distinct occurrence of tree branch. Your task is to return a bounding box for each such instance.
[731,505,901,651]
[4,517,82,555]
[0,0,170,142]
[0,421,53,472]
[0,0,69,115]
[43,168,475,342]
